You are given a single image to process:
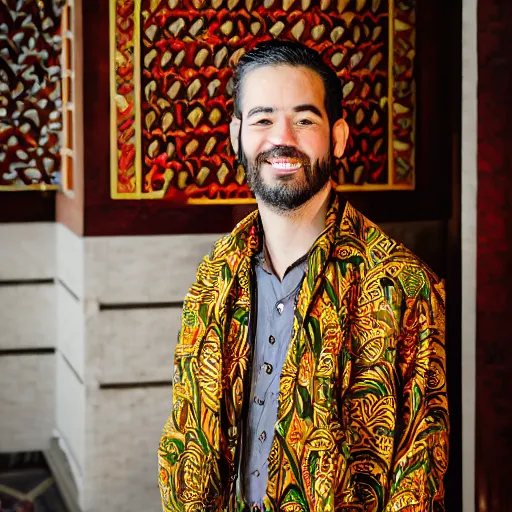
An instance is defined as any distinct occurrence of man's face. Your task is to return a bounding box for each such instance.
[237,65,333,211]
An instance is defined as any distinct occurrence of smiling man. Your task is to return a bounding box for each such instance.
[158,40,449,512]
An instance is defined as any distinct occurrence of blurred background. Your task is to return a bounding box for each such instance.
[0,0,509,510]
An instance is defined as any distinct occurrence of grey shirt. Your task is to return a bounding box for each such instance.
[241,250,307,509]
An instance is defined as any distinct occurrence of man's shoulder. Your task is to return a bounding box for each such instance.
[336,202,440,284]
[201,209,260,267]
[207,232,235,261]
[336,201,411,261]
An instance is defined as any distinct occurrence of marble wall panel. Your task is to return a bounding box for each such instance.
[87,306,181,385]
[0,223,55,281]
[82,386,172,512]
[56,281,85,379]
[0,354,55,452]
[56,222,84,299]
[84,234,221,304]
[0,283,56,349]
[55,351,85,473]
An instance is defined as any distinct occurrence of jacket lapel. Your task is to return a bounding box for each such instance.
[215,213,263,493]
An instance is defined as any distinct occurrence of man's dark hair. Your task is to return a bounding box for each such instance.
[232,40,343,127]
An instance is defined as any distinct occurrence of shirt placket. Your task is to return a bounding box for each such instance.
[244,261,306,509]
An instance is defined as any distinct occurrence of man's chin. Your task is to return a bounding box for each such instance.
[253,183,316,211]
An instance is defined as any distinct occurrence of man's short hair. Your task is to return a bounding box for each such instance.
[232,40,343,128]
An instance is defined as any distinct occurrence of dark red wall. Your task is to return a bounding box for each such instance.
[476,0,512,510]
[0,192,55,223]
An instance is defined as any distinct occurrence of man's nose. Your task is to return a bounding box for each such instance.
[267,119,298,147]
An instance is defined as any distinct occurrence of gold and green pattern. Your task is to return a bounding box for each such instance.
[158,193,449,511]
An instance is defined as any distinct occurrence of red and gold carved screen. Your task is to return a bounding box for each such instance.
[0,0,64,191]
[110,0,416,202]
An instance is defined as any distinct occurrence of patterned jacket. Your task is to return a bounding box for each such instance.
[158,194,449,512]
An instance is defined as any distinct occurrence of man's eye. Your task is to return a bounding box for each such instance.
[254,119,272,125]
[297,119,314,125]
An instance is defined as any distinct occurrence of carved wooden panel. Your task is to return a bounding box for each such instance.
[110,0,416,202]
[0,0,64,190]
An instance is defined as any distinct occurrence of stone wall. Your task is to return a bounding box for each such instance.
[54,225,220,511]
[0,223,56,453]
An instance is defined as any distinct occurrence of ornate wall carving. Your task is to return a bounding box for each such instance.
[0,0,64,190]
[110,0,416,202]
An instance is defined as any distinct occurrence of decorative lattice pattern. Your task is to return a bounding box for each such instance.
[111,0,139,194]
[111,0,416,201]
[0,0,64,190]
[391,1,415,185]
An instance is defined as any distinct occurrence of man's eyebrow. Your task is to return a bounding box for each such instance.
[247,106,275,118]
[246,104,324,118]
[293,104,324,118]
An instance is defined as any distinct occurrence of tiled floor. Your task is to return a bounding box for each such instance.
[0,453,68,512]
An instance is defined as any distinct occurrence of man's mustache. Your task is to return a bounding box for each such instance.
[255,146,310,167]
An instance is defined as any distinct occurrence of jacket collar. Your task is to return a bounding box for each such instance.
[226,189,347,278]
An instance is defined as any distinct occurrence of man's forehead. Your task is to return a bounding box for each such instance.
[240,64,326,112]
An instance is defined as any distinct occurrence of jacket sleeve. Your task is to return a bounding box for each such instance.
[384,270,449,511]
[342,262,449,511]
[158,256,225,512]
[158,338,202,512]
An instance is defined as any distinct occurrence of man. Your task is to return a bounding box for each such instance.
[159,40,449,512]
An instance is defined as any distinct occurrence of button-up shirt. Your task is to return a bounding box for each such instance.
[241,249,307,510]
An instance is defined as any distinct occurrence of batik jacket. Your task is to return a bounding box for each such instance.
[158,194,449,512]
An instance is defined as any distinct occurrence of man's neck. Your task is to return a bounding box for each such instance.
[257,183,332,281]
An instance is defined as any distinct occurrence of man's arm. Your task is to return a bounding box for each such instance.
[158,256,225,512]
[158,342,209,511]
[342,263,449,511]
[385,273,449,510]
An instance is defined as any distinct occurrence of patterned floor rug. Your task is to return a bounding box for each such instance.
[0,453,68,512]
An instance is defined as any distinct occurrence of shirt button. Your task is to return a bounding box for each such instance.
[269,335,275,345]
[252,469,260,477]
[276,302,284,314]
[262,362,273,375]
[253,396,264,405]
[259,431,267,442]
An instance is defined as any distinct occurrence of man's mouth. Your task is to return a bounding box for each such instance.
[266,158,304,170]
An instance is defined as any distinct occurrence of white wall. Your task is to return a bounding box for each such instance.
[56,223,221,512]
[462,0,478,510]
[0,220,222,511]
[0,223,56,452]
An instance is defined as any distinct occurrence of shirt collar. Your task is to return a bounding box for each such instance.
[254,244,308,278]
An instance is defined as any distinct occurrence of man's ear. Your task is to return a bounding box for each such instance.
[332,118,349,158]
[230,117,241,155]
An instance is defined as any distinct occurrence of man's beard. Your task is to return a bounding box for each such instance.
[238,143,333,211]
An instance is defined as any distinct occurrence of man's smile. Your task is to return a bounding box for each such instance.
[266,158,305,172]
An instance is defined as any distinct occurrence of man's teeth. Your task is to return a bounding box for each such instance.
[270,161,302,169]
